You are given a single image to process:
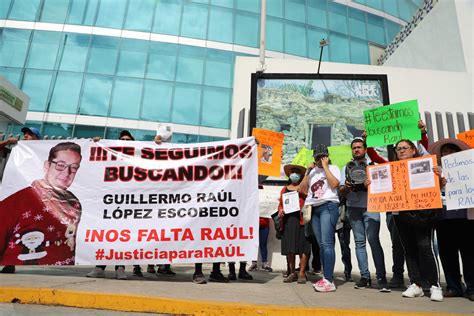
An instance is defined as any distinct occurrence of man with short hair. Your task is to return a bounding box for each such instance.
[0,142,83,266]
[339,138,390,292]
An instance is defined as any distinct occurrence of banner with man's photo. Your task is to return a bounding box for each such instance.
[0,138,259,266]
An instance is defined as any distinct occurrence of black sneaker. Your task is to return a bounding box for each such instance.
[133,266,143,277]
[238,270,253,280]
[377,278,391,292]
[388,275,405,288]
[157,267,176,276]
[228,272,237,281]
[209,271,229,283]
[1,265,15,274]
[192,273,207,284]
[354,277,371,289]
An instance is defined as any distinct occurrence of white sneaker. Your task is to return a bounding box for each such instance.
[86,267,105,278]
[430,286,444,302]
[402,283,424,298]
[248,262,258,271]
[115,266,127,280]
[313,278,336,292]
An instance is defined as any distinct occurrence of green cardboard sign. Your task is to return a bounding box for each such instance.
[291,146,314,168]
[364,99,421,147]
[328,145,352,169]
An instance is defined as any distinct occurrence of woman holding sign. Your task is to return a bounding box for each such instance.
[277,164,310,284]
[368,139,443,302]
[300,144,341,293]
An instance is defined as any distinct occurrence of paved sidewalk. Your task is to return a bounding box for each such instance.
[0,265,471,315]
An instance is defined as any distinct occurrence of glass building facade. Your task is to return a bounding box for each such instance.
[0,0,424,142]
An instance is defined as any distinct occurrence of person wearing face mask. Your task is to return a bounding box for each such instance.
[300,144,341,292]
[277,164,310,284]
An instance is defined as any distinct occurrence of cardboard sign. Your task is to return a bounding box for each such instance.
[364,99,421,147]
[441,149,474,210]
[252,128,284,177]
[456,130,474,148]
[328,145,352,169]
[291,146,314,168]
[367,155,442,212]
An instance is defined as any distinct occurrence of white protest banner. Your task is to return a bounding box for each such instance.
[0,138,258,266]
[441,149,474,210]
[259,185,281,218]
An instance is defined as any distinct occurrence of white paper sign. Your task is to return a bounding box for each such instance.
[282,191,300,214]
[368,164,392,193]
[259,185,282,218]
[441,149,474,210]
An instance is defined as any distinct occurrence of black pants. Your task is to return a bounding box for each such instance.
[386,213,405,277]
[395,215,439,287]
[436,219,474,295]
[336,220,352,275]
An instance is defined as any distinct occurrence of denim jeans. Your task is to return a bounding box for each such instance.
[259,226,269,262]
[348,207,386,280]
[311,202,339,282]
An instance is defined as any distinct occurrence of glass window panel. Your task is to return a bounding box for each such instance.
[211,0,233,8]
[285,22,307,57]
[10,121,42,137]
[9,0,40,21]
[0,0,12,19]
[285,0,305,23]
[147,42,178,81]
[181,3,208,40]
[49,72,83,114]
[124,0,155,32]
[398,0,415,21]
[0,29,31,68]
[74,125,105,139]
[172,133,199,144]
[40,0,69,23]
[79,74,113,116]
[348,8,366,40]
[385,20,401,42]
[95,0,126,29]
[208,6,233,43]
[307,0,327,29]
[201,87,230,129]
[328,2,348,35]
[236,0,260,13]
[153,0,182,36]
[141,79,173,122]
[116,40,147,78]
[350,38,369,64]
[176,46,205,84]
[109,78,142,120]
[383,1,399,18]
[0,67,22,87]
[21,69,53,112]
[367,14,386,45]
[266,17,284,52]
[198,135,227,142]
[26,31,61,70]
[43,122,73,139]
[87,36,120,75]
[234,12,259,47]
[307,27,328,61]
[60,33,90,72]
[366,0,382,11]
[204,59,232,88]
[267,0,283,18]
[329,33,349,63]
[172,83,201,125]
[67,0,99,25]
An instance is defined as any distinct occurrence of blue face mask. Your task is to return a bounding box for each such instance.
[289,173,301,183]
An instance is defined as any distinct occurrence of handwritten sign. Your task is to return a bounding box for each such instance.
[291,146,314,168]
[252,128,284,177]
[456,130,474,148]
[328,145,352,169]
[441,149,474,210]
[367,155,442,212]
[364,100,420,147]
